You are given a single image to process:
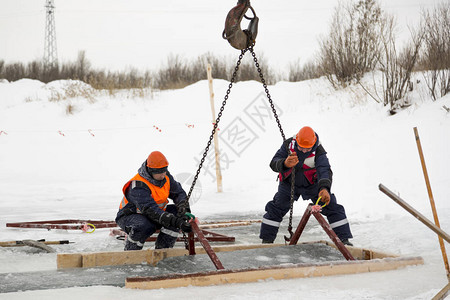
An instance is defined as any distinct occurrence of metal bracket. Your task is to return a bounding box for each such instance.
[288,204,355,261]
[189,219,225,270]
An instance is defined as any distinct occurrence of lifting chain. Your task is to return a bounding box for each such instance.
[250,45,295,243]
[182,231,189,250]
[285,166,296,243]
[248,46,286,141]
[186,46,287,203]
[183,49,248,249]
[185,45,291,246]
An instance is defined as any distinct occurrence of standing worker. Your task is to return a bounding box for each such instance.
[116,151,193,250]
[260,126,353,245]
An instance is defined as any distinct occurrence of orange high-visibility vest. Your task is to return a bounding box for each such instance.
[119,173,170,212]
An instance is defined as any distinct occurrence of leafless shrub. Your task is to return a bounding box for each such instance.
[288,59,323,82]
[420,1,450,100]
[27,61,43,80]
[152,54,190,90]
[75,51,90,81]
[151,51,276,90]
[65,104,75,115]
[198,52,230,81]
[152,53,225,90]
[235,53,277,84]
[377,15,424,113]
[2,62,26,81]
[48,81,97,103]
[319,0,384,88]
[0,50,151,91]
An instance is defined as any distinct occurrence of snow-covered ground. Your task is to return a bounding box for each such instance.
[0,73,449,299]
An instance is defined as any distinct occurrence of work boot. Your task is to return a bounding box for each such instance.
[155,231,177,249]
[262,239,274,244]
[124,239,144,251]
[341,239,353,246]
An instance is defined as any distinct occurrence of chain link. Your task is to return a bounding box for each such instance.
[186,49,247,202]
[249,46,296,241]
[182,231,189,250]
[249,46,286,141]
[286,166,296,242]
[186,47,293,241]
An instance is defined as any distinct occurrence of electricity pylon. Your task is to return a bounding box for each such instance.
[43,0,58,70]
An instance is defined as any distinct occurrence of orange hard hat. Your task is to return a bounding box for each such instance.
[296,126,317,148]
[146,151,169,169]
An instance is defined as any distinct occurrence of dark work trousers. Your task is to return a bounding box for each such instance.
[260,184,353,242]
[116,204,179,250]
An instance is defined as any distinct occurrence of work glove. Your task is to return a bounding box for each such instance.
[175,217,192,233]
[159,212,192,233]
[284,152,299,168]
[176,200,191,218]
[318,189,330,206]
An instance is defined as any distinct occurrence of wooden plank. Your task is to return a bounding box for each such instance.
[414,127,450,279]
[57,242,398,269]
[206,62,223,193]
[379,184,450,243]
[57,250,149,269]
[432,281,450,300]
[149,248,189,266]
[57,253,82,269]
[316,240,398,260]
[125,256,424,289]
[82,250,154,268]
[57,243,283,269]
[0,240,71,247]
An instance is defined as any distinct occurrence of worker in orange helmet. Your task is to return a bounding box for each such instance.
[116,151,193,250]
[260,126,353,246]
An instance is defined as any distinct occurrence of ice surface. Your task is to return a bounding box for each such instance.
[0,244,345,293]
[1,65,449,299]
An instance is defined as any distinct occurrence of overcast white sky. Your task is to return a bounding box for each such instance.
[0,0,444,72]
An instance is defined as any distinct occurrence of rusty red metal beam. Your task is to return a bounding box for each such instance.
[188,231,196,255]
[190,219,225,270]
[6,220,117,230]
[288,204,355,261]
[289,204,313,245]
[311,209,355,261]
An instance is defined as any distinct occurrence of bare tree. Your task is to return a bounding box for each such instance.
[75,50,91,81]
[421,1,450,100]
[319,0,383,88]
[0,60,4,78]
[377,15,424,113]
[27,61,43,80]
[3,63,26,82]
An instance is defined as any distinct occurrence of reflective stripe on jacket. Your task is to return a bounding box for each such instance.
[119,173,170,212]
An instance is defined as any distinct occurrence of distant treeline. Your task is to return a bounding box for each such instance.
[1,0,448,111]
[0,51,289,90]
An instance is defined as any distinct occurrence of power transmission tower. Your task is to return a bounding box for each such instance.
[44,0,58,70]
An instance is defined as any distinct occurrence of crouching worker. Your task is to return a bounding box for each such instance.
[260,126,353,246]
[115,151,193,251]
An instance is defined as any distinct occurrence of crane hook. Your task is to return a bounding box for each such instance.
[222,0,259,50]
